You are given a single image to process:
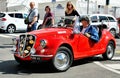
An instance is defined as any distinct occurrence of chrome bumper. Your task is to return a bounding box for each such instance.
[31,54,53,58]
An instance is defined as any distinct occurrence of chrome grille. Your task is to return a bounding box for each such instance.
[19,34,36,58]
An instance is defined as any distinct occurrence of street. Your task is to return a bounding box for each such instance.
[0,32,120,78]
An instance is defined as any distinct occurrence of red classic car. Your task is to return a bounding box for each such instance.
[12,16,116,72]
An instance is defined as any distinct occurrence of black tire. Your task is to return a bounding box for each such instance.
[37,24,42,29]
[110,29,116,37]
[7,24,16,33]
[52,46,73,72]
[102,41,115,60]
[14,55,31,65]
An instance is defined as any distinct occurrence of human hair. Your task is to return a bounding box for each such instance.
[65,1,75,13]
[45,6,51,11]
[81,16,90,24]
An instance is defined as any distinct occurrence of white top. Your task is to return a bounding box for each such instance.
[81,27,87,34]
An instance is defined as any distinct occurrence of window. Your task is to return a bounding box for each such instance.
[91,16,98,22]
[8,13,14,17]
[0,13,5,18]
[15,13,23,18]
[99,16,108,22]
[23,14,28,19]
[107,17,115,22]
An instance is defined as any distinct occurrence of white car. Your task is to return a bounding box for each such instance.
[0,12,42,33]
[89,14,119,37]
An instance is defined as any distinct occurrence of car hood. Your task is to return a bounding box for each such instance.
[28,28,73,37]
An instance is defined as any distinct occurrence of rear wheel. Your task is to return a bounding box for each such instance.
[102,41,115,60]
[52,47,73,72]
[110,29,116,37]
[7,24,16,33]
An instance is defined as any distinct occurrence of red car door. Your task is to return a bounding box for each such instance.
[77,33,102,57]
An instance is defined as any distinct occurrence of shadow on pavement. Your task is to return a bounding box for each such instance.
[0,56,105,75]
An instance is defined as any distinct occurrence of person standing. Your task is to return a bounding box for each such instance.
[27,2,38,32]
[42,6,54,28]
[65,1,80,17]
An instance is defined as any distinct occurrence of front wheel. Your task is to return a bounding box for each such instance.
[52,47,73,72]
[102,41,115,60]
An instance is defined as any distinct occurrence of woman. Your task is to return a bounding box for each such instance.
[65,1,80,16]
[42,6,54,28]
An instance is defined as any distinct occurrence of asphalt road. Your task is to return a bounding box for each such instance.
[0,33,120,78]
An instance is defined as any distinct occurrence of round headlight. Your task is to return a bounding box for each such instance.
[30,48,36,54]
[40,40,47,48]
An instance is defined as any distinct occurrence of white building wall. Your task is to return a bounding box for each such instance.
[0,0,7,12]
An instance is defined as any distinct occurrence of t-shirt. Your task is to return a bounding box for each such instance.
[65,10,80,16]
[28,8,38,22]
[81,27,87,34]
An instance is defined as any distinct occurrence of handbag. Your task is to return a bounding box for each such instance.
[24,17,29,24]
[24,9,33,24]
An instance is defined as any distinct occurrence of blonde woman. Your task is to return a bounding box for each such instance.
[65,1,80,16]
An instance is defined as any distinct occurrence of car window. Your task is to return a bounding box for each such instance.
[99,16,108,22]
[90,16,98,22]
[107,16,115,22]
[23,14,28,19]
[15,13,23,18]
[8,13,14,17]
[0,13,5,18]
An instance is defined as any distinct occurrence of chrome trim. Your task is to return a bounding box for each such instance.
[18,34,36,58]
[31,55,53,58]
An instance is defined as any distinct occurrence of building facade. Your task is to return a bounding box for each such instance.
[0,0,120,18]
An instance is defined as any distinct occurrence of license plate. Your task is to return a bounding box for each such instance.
[31,56,41,60]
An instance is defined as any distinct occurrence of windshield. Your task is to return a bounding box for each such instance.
[53,16,80,28]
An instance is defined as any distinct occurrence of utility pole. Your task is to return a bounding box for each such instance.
[6,0,8,12]
[87,0,89,14]
[104,0,110,14]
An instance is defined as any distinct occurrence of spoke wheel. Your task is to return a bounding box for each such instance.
[7,25,16,33]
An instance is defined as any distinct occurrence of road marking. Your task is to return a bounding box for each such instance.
[116,51,120,53]
[112,57,120,60]
[0,34,21,38]
[94,61,120,75]
[6,34,20,37]
[0,34,10,38]
[105,64,120,70]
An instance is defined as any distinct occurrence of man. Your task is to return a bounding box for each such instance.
[27,2,38,32]
[80,16,99,42]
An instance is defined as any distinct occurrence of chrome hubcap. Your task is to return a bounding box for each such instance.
[54,52,69,70]
[107,45,113,58]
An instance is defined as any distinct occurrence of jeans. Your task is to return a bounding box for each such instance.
[27,22,37,32]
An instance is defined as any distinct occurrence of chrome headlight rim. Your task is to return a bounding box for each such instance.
[11,45,17,52]
[12,38,17,45]
[40,39,47,48]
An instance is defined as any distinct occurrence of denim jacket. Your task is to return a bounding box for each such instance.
[80,25,99,42]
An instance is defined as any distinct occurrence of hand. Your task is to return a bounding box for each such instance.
[28,24,32,28]
[84,33,91,38]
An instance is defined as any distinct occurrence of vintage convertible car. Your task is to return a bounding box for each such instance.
[12,16,116,72]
